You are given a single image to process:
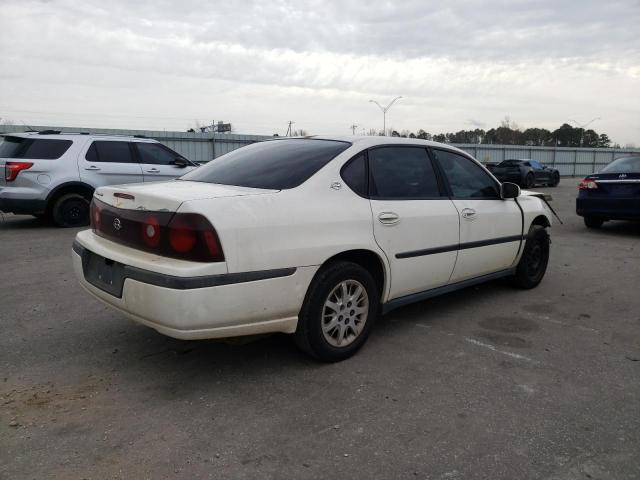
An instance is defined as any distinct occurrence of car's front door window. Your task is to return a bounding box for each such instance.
[431,149,500,198]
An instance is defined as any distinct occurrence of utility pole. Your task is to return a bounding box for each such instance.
[369,96,403,135]
[286,121,295,137]
[568,117,601,147]
[350,124,358,135]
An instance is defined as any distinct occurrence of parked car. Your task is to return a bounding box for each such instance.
[0,131,197,227]
[487,159,560,188]
[72,137,553,362]
[576,155,640,228]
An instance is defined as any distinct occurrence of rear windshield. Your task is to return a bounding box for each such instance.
[498,160,521,167]
[600,156,640,174]
[180,139,351,189]
[0,136,72,160]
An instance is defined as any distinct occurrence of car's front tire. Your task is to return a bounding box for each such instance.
[52,193,90,228]
[550,172,560,187]
[512,225,550,289]
[295,261,379,362]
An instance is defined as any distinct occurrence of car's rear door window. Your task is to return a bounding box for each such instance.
[87,141,135,163]
[181,139,351,189]
[368,146,441,199]
[432,149,500,198]
[0,136,72,159]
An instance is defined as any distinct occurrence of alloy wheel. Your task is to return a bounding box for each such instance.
[321,280,369,348]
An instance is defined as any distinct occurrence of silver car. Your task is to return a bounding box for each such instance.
[0,131,197,227]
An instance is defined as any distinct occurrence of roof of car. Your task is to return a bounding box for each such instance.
[2,131,157,142]
[283,135,473,157]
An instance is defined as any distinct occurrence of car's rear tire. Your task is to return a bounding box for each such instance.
[52,193,90,228]
[584,216,604,229]
[295,261,379,362]
[512,225,550,289]
[524,173,535,189]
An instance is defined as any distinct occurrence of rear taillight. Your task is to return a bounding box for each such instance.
[90,199,224,262]
[578,178,598,190]
[5,161,33,182]
[166,213,224,261]
[90,200,102,231]
[141,215,161,248]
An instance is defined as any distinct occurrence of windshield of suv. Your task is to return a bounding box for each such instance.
[180,139,351,189]
[600,156,640,174]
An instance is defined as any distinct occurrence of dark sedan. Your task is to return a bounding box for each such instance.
[576,155,640,228]
[487,159,560,188]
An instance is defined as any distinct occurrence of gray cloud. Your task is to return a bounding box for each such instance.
[0,0,638,143]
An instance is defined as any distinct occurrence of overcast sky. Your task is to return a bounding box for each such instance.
[1,0,638,144]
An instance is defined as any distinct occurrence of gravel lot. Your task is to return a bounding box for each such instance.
[1,179,639,480]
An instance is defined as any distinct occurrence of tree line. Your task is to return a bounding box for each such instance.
[383,118,615,148]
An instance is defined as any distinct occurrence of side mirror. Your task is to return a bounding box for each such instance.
[173,158,189,168]
[501,182,520,199]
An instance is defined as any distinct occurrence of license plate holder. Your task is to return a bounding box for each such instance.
[82,250,126,298]
[611,185,636,196]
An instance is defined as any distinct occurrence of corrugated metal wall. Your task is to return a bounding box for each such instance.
[2,125,638,175]
[454,144,640,176]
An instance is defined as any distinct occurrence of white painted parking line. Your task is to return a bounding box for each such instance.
[464,337,540,364]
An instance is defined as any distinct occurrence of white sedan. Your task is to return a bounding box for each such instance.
[72,136,553,361]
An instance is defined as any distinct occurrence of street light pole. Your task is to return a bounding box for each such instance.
[568,117,601,147]
[369,96,403,135]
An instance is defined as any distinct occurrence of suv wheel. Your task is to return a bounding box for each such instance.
[551,172,560,187]
[512,225,550,289]
[52,193,90,228]
[295,261,379,362]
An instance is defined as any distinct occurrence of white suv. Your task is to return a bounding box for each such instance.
[73,136,553,362]
[0,131,197,227]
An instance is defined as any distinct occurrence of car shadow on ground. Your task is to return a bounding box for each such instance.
[76,277,515,383]
[0,213,52,230]
[592,220,640,237]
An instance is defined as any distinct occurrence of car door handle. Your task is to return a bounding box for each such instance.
[378,212,400,225]
[146,168,160,173]
[85,165,101,171]
[461,208,477,220]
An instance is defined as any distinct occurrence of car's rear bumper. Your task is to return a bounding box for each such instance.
[0,191,46,214]
[72,241,318,340]
[576,197,640,220]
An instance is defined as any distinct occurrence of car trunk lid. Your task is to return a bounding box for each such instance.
[587,173,640,197]
[95,180,279,212]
